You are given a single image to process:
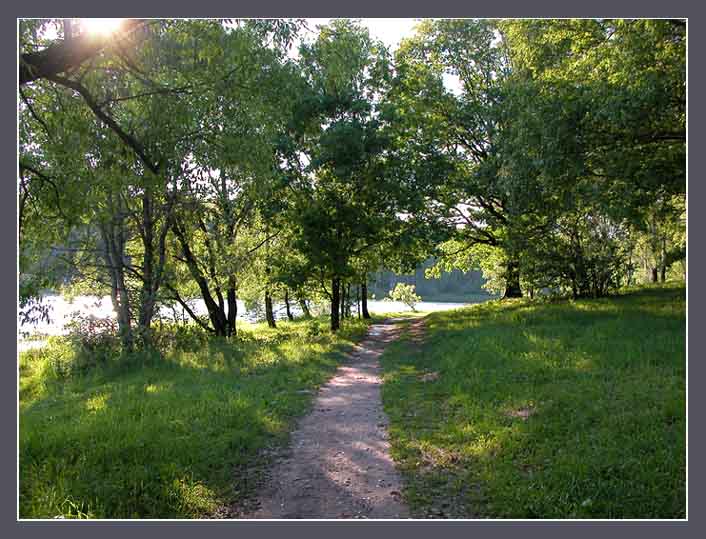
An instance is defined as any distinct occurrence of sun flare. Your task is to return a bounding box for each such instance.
[81,18,124,36]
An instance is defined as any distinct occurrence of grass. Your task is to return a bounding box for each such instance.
[19,316,371,519]
[380,283,686,519]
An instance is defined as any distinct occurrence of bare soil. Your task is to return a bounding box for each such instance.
[236,318,414,519]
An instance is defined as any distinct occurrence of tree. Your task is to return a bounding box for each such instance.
[19,19,304,344]
[497,19,686,295]
[392,19,685,299]
[390,19,532,298]
[281,20,414,331]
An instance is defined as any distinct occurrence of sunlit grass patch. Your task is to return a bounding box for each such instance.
[381,284,686,518]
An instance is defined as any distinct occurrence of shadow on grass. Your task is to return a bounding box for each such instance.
[19,316,371,518]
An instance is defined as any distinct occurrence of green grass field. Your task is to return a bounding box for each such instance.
[380,284,686,519]
[19,316,371,518]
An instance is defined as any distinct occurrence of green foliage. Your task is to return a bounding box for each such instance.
[381,284,685,518]
[388,19,685,298]
[428,241,509,295]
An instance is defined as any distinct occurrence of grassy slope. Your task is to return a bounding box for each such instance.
[380,284,686,518]
[19,317,370,518]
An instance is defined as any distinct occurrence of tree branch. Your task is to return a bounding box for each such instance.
[46,74,160,174]
[19,19,147,85]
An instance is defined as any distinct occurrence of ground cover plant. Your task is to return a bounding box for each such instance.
[380,284,686,518]
[19,316,370,518]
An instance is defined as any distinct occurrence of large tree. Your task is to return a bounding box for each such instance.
[390,19,533,297]
[279,20,411,331]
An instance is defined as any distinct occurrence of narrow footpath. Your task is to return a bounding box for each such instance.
[241,318,412,519]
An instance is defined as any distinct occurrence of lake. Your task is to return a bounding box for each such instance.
[17,294,481,351]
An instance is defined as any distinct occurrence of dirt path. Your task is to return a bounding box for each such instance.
[239,318,415,519]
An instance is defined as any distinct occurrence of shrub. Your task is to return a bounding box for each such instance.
[388,283,422,312]
[64,311,121,372]
[151,322,210,354]
[305,319,323,338]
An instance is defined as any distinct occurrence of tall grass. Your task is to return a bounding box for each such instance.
[19,316,370,518]
[380,283,686,518]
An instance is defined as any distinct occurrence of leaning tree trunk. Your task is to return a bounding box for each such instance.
[298,295,311,318]
[361,280,371,319]
[172,220,228,336]
[265,288,276,328]
[503,259,523,299]
[284,290,294,321]
[331,277,341,332]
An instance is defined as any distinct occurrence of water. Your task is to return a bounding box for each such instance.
[17,294,477,351]
[365,299,469,313]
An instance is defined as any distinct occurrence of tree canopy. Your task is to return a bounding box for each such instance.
[19,18,686,342]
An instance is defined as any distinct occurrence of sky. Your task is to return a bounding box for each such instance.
[304,18,422,52]
[42,18,423,51]
[38,18,463,93]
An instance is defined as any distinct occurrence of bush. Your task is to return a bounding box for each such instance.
[151,322,210,354]
[63,311,121,372]
[388,283,422,312]
[305,319,323,338]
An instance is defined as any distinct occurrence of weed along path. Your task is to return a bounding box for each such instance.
[238,318,413,519]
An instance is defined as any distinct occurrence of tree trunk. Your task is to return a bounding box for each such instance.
[503,259,523,299]
[172,220,228,336]
[651,267,659,283]
[298,295,311,318]
[331,277,341,332]
[340,282,344,320]
[114,258,132,350]
[344,281,350,319]
[660,236,667,283]
[137,191,155,343]
[361,281,371,319]
[226,277,237,337]
[133,186,174,344]
[345,283,352,318]
[284,290,294,321]
[100,196,133,351]
[265,289,276,328]
[356,285,361,319]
